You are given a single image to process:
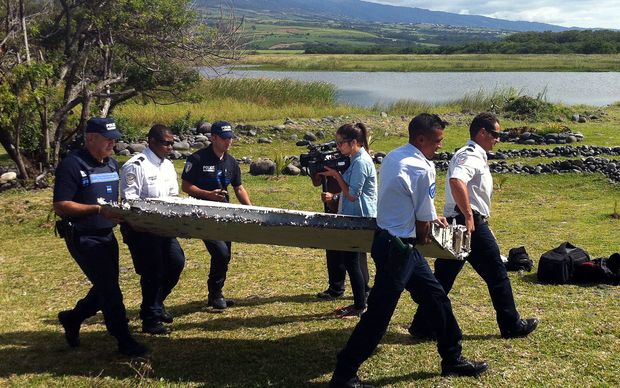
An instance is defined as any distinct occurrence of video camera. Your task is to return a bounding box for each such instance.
[298,140,350,176]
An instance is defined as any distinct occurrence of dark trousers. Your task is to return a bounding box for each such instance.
[333,231,462,380]
[410,221,520,335]
[325,250,370,295]
[203,239,232,297]
[338,251,368,309]
[121,225,185,324]
[64,229,130,338]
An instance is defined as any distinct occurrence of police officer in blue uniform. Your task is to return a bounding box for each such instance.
[329,114,487,388]
[181,121,252,309]
[54,117,147,357]
[121,124,186,335]
[409,112,538,340]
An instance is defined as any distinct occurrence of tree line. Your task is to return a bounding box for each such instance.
[304,29,620,55]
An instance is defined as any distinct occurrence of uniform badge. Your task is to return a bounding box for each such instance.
[429,182,436,199]
[184,161,192,173]
[125,172,136,185]
[203,165,215,172]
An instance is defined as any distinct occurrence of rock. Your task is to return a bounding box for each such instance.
[380,112,388,118]
[273,125,286,131]
[170,151,182,159]
[114,142,129,152]
[0,172,17,184]
[118,149,131,156]
[578,116,587,123]
[257,138,272,144]
[303,132,317,142]
[566,136,577,143]
[290,134,298,141]
[571,114,580,122]
[196,121,211,134]
[315,130,326,139]
[128,143,146,153]
[282,164,301,176]
[195,135,209,142]
[249,158,276,175]
[524,139,537,145]
[173,141,190,151]
[284,118,296,125]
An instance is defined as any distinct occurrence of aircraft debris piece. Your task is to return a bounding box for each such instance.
[103,197,469,260]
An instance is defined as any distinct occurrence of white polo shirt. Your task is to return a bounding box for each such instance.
[444,140,493,217]
[376,143,438,239]
[121,147,179,200]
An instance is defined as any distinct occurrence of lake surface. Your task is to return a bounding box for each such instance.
[201,68,620,107]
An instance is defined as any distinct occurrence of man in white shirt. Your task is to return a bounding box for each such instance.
[409,112,538,340]
[120,124,185,335]
[329,114,488,388]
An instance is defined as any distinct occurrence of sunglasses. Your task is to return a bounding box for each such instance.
[486,129,500,139]
[157,139,175,146]
[336,139,352,146]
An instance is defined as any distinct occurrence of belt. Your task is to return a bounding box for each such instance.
[452,206,489,225]
[376,228,417,246]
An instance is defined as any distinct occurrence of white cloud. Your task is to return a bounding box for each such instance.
[364,1,620,29]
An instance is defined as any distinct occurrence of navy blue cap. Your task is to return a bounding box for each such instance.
[211,121,234,139]
[85,117,122,140]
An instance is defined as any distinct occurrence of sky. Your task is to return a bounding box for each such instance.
[365,1,620,29]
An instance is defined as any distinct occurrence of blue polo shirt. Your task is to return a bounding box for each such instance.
[340,148,377,217]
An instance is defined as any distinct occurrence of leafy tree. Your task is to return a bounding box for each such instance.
[1,0,244,182]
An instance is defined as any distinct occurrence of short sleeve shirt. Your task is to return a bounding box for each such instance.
[121,147,179,200]
[376,143,438,238]
[444,140,493,217]
[181,145,241,203]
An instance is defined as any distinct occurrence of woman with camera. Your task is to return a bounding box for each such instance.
[319,123,377,318]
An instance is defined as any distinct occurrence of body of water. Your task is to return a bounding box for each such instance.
[202,68,620,107]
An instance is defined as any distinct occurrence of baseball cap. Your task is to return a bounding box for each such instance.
[85,117,122,140]
[211,121,234,139]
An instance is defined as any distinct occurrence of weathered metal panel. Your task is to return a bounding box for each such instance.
[104,197,469,259]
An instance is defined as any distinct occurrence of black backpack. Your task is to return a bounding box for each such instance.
[537,242,590,284]
[573,253,620,285]
[506,246,533,272]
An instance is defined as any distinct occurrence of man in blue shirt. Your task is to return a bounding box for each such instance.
[329,114,488,388]
[182,121,252,309]
[53,117,147,357]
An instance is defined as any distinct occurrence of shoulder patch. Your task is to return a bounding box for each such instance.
[429,182,436,199]
[125,172,136,185]
[184,161,193,173]
[456,153,468,165]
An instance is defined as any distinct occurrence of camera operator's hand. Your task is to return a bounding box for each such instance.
[321,192,335,203]
[318,166,339,178]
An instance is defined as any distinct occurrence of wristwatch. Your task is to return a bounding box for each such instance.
[333,194,340,202]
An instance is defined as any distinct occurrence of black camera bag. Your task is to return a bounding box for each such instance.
[537,242,590,284]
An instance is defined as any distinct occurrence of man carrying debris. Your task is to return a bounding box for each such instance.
[120,124,186,335]
[409,112,539,340]
[182,121,252,309]
[329,113,488,388]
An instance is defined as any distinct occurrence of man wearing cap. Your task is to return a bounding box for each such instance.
[120,124,186,335]
[409,112,539,340]
[53,117,148,357]
[181,121,252,309]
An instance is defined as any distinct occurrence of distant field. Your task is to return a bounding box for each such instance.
[241,53,620,72]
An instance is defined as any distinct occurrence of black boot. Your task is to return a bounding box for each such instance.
[117,335,149,357]
[58,310,81,348]
[441,356,489,377]
[501,318,539,339]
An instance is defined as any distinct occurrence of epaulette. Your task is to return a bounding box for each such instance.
[133,156,145,166]
[465,147,475,152]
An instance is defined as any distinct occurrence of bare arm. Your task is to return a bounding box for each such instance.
[181,180,227,202]
[233,185,252,206]
[415,220,432,245]
[320,167,355,202]
[449,177,475,233]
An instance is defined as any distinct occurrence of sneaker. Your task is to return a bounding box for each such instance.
[335,304,365,319]
[441,356,489,377]
[329,375,374,388]
[58,310,81,348]
[142,321,171,335]
[501,318,539,339]
[207,295,235,310]
[160,307,173,324]
[118,337,149,357]
[316,289,344,300]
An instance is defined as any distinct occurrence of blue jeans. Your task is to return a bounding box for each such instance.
[410,221,520,335]
[333,230,462,380]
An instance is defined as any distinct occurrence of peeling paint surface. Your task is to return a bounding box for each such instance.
[104,198,469,259]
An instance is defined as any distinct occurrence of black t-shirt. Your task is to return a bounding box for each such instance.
[53,148,119,230]
[181,145,242,203]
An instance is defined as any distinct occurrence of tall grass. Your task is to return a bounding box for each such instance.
[196,78,337,107]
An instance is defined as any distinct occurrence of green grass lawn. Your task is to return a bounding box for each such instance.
[1,152,619,386]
